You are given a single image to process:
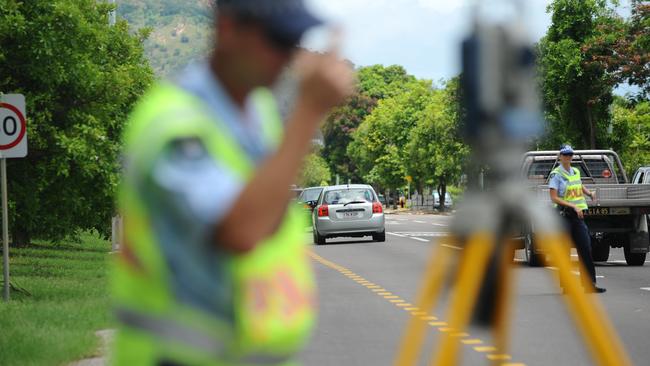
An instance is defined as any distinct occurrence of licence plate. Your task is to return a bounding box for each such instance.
[586,207,630,216]
[343,212,359,218]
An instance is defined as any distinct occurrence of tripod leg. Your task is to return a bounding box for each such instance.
[394,236,458,366]
[431,232,496,366]
[537,233,632,366]
[490,239,517,364]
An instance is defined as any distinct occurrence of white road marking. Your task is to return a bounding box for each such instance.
[410,237,429,242]
[414,220,426,224]
[392,232,450,237]
[432,223,448,227]
[545,267,604,278]
[387,232,436,243]
[606,260,650,264]
[387,232,407,238]
[641,287,650,292]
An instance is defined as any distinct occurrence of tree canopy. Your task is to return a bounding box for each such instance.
[0,0,154,244]
[299,152,331,188]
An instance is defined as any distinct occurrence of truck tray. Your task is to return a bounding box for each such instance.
[535,184,650,207]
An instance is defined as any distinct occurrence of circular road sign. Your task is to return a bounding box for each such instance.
[0,102,27,150]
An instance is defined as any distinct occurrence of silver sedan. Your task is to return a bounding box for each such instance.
[312,184,385,244]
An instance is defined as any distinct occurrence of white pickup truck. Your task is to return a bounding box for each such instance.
[520,150,650,266]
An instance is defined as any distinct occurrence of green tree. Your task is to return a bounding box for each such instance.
[609,99,650,175]
[320,65,418,184]
[406,79,468,211]
[538,0,617,149]
[321,93,375,183]
[357,64,418,99]
[348,80,434,191]
[0,0,154,245]
[583,0,650,99]
[299,152,331,187]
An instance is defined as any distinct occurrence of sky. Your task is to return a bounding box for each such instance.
[302,0,634,83]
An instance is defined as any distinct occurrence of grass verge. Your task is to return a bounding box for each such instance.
[0,232,112,366]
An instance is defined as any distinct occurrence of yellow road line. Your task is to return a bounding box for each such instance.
[308,251,526,365]
[474,346,497,352]
[429,321,448,326]
[461,339,483,345]
[487,354,512,361]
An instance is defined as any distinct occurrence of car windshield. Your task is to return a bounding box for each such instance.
[299,188,322,202]
[323,189,374,205]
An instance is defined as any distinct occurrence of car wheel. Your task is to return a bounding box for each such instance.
[524,230,543,267]
[372,230,386,242]
[591,238,610,262]
[313,230,326,245]
[624,245,646,266]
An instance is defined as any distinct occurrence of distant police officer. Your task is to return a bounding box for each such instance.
[112,0,354,365]
[548,145,606,293]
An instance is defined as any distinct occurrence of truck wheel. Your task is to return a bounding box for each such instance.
[313,230,326,245]
[624,246,646,266]
[524,231,543,267]
[372,230,386,242]
[591,239,610,262]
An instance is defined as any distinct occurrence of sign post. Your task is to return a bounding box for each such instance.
[0,94,28,301]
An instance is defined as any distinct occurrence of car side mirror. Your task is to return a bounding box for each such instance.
[307,201,317,208]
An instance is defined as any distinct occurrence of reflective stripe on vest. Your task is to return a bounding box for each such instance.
[116,307,292,365]
[116,307,225,358]
[552,166,588,210]
[114,82,314,365]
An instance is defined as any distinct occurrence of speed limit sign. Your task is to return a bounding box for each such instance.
[0,94,27,158]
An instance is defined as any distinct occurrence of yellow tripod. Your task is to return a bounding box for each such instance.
[393,187,633,366]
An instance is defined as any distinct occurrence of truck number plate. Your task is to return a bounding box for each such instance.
[586,207,630,216]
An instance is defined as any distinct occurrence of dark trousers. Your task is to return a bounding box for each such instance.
[561,210,597,286]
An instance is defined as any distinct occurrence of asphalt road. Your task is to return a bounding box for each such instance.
[299,213,650,366]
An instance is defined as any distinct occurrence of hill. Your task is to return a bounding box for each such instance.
[117,0,214,76]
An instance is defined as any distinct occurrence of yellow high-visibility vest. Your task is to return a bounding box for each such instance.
[551,166,588,211]
[112,82,315,366]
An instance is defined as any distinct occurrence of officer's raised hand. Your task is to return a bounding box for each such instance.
[293,30,355,118]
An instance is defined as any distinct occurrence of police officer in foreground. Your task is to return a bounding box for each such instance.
[111,0,354,364]
[548,145,606,294]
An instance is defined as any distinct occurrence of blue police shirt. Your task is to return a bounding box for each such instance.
[133,61,279,321]
[548,165,575,198]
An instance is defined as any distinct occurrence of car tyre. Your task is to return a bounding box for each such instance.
[624,245,646,266]
[591,238,610,262]
[313,230,326,245]
[372,230,386,242]
[524,230,543,267]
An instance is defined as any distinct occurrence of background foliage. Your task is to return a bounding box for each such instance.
[0,0,153,244]
[117,0,213,76]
